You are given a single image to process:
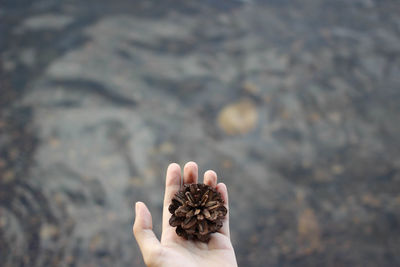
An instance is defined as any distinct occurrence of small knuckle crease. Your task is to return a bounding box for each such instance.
[133,223,142,236]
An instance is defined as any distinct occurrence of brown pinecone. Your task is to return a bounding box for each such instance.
[168,183,227,242]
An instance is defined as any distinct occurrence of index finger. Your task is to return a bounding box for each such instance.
[161,163,181,240]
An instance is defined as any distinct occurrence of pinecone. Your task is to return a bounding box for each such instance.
[168,183,227,242]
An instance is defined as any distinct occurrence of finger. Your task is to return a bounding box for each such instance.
[162,163,181,235]
[203,170,217,187]
[216,183,230,237]
[133,202,161,264]
[183,161,198,184]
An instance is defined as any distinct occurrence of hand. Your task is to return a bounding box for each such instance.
[133,162,238,267]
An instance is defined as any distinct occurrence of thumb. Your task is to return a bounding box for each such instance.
[133,202,161,265]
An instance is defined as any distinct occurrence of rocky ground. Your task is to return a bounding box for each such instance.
[1,0,400,266]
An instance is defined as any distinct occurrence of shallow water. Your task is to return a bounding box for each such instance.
[1,0,400,266]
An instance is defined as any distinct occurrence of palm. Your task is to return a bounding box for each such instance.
[159,232,236,267]
[133,162,237,267]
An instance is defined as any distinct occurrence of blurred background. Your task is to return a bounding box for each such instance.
[1,0,400,266]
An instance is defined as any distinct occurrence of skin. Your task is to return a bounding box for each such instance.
[133,161,238,267]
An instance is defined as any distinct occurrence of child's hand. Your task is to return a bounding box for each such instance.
[133,162,238,267]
